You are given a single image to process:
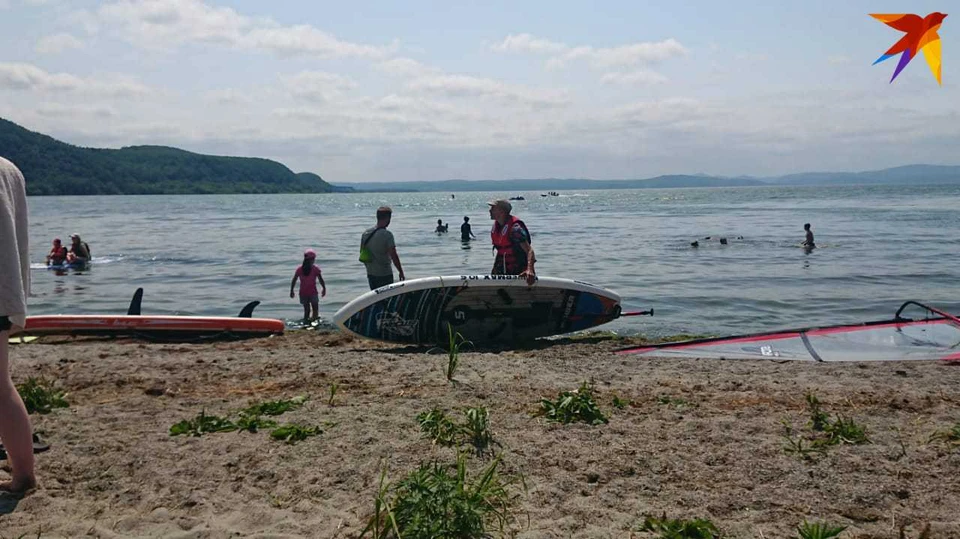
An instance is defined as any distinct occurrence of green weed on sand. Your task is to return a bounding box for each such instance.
[16,377,68,415]
[362,452,519,539]
[537,381,608,425]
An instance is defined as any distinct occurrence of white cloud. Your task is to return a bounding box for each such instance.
[0,62,152,97]
[376,57,440,78]
[281,70,359,102]
[0,0,10,9]
[203,88,254,105]
[34,103,118,118]
[600,70,668,86]
[95,0,394,58]
[490,33,566,54]
[491,33,687,70]
[405,74,569,108]
[36,33,84,54]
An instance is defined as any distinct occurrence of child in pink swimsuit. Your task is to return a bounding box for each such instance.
[289,249,326,323]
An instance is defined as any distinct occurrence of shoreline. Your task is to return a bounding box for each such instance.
[2,330,959,537]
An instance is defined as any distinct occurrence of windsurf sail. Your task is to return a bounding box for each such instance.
[616,301,960,362]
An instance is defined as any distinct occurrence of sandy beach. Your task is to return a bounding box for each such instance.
[2,330,959,538]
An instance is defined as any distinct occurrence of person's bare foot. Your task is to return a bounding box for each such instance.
[0,476,36,494]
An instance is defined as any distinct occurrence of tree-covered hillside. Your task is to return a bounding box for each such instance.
[0,118,336,195]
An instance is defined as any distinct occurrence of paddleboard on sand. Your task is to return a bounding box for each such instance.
[333,274,622,346]
[16,288,283,339]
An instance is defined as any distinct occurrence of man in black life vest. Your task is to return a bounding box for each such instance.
[488,199,537,285]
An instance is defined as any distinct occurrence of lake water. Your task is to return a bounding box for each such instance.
[25,185,960,337]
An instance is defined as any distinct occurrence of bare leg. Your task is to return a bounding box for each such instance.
[310,298,320,321]
[0,331,36,493]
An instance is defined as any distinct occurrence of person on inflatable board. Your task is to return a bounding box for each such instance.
[803,223,816,250]
[488,199,536,285]
[461,216,476,242]
[46,238,68,266]
[0,156,38,494]
[360,206,405,290]
[66,234,91,265]
[290,249,326,323]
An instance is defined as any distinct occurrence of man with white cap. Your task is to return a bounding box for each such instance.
[488,199,536,285]
[0,156,37,493]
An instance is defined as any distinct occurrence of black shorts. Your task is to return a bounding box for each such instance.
[367,274,394,290]
[0,316,10,331]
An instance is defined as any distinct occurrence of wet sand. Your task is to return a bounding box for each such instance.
[2,330,959,538]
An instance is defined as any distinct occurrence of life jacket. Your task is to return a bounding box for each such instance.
[49,246,67,263]
[491,216,531,274]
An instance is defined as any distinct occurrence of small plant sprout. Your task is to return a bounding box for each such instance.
[270,424,322,444]
[462,406,493,456]
[638,513,722,538]
[797,520,847,539]
[805,391,830,432]
[444,323,472,383]
[240,395,307,417]
[538,381,609,425]
[929,423,960,444]
[612,395,629,410]
[170,410,238,437]
[16,377,69,415]
[361,452,518,539]
[417,408,460,447]
[328,382,340,406]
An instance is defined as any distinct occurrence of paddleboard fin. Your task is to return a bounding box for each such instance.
[239,301,260,318]
[127,288,144,316]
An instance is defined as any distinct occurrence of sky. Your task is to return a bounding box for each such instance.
[0,0,957,183]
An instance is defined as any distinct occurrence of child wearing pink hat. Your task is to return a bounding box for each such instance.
[289,249,326,323]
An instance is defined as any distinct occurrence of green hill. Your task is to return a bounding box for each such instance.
[0,118,337,195]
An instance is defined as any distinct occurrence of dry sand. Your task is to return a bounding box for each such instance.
[2,330,960,538]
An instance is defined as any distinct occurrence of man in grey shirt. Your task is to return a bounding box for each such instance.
[361,206,405,290]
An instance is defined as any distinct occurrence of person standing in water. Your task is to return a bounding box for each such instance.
[435,219,448,234]
[360,206,405,290]
[488,199,536,285]
[803,223,816,250]
[0,156,37,494]
[290,249,325,323]
[460,216,476,241]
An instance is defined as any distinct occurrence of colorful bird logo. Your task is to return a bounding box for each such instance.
[870,12,947,85]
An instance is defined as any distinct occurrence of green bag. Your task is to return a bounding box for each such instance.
[359,228,381,263]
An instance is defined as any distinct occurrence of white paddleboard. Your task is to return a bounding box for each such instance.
[333,274,622,346]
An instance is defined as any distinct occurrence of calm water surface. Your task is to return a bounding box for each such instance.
[26,185,960,337]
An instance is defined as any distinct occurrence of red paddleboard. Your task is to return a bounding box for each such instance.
[22,315,283,336]
[16,288,283,339]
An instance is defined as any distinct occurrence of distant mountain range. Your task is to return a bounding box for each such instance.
[2,118,958,195]
[341,164,960,193]
[0,118,343,195]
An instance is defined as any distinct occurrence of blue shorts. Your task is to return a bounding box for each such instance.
[0,316,10,331]
[299,294,319,306]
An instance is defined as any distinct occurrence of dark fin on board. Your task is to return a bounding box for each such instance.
[127,288,144,316]
[238,301,260,318]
